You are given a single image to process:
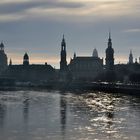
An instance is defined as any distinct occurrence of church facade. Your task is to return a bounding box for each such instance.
[64,33,114,81]
[68,49,103,81]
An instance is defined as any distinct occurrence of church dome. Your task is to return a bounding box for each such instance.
[92,48,98,57]
[23,53,29,60]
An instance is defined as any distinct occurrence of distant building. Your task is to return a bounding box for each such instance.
[129,50,133,64]
[105,32,114,70]
[1,32,140,84]
[60,35,67,72]
[9,58,12,66]
[92,48,98,57]
[135,58,138,64]
[69,49,103,81]
[0,42,8,73]
[23,52,29,66]
[3,53,55,82]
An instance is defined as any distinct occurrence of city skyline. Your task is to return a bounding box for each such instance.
[0,0,140,68]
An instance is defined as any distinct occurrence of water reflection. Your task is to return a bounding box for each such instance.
[60,95,67,136]
[0,102,6,129]
[105,108,115,139]
[105,96,115,128]
[0,91,139,140]
[23,96,30,123]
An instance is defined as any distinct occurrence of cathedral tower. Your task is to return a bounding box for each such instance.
[105,32,114,70]
[0,42,8,72]
[60,35,67,71]
[23,52,29,66]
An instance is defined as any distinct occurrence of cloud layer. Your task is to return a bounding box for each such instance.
[0,0,140,67]
[0,0,139,22]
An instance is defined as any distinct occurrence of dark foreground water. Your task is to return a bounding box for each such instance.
[0,90,140,140]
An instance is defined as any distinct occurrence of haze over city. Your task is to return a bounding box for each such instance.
[0,0,140,68]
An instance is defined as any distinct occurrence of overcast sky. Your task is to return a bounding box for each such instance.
[0,0,140,68]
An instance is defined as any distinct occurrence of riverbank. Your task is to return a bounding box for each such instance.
[0,81,139,95]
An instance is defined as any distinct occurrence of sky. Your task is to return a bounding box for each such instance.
[0,0,140,68]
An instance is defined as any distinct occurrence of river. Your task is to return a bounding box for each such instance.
[0,90,140,140]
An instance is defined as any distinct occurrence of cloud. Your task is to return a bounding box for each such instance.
[0,0,139,23]
[0,0,85,22]
[0,0,84,14]
[123,29,140,33]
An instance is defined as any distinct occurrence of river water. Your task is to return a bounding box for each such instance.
[0,90,140,140]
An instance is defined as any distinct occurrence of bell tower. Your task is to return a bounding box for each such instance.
[105,32,114,70]
[60,35,67,71]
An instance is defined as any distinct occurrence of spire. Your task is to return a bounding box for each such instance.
[62,34,65,43]
[61,34,66,51]
[106,29,114,70]
[108,30,112,48]
[130,49,132,54]
[108,30,112,42]
[63,34,64,40]
[109,30,111,39]
[73,52,76,59]
[9,58,12,66]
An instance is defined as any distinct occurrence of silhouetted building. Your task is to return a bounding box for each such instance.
[92,48,98,57]
[23,52,29,66]
[129,50,133,64]
[60,35,67,71]
[0,42,7,73]
[105,32,114,70]
[69,49,103,81]
[3,53,55,83]
[113,51,140,83]
[135,58,138,64]
[73,52,76,59]
[1,33,140,84]
[9,58,12,66]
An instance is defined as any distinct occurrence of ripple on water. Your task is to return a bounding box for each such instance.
[0,91,140,140]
